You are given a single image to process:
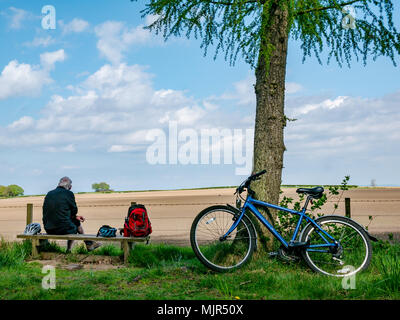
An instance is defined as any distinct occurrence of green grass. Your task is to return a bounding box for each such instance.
[0,239,399,300]
[0,240,31,268]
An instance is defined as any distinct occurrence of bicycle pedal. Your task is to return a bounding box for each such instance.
[279,253,299,262]
[268,251,280,258]
[273,247,300,262]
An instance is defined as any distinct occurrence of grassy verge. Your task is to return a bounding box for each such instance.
[0,239,399,300]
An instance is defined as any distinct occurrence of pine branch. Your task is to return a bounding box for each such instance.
[133,0,259,5]
[296,0,365,16]
[205,0,259,4]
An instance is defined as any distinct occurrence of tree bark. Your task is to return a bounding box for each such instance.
[252,2,289,250]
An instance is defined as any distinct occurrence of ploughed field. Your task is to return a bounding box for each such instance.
[0,187,399,245]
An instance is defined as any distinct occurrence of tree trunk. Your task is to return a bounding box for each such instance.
[252,2,289,251]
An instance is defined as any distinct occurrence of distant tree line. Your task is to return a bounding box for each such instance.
[0,184,24,198]
[91,182,112,192]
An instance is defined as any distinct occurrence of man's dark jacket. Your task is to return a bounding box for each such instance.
[42,186,78,232]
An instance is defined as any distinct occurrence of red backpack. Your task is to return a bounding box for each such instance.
[123,203,152,237]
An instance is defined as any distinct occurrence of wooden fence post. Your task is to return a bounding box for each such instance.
[345,198,351,218]
[26,203,33,225]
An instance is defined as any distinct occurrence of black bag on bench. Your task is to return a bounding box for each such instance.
[97,225,117,237]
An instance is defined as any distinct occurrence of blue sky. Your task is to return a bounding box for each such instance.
[0,0,399,195]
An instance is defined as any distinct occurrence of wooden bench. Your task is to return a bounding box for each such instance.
[17,233,150,264]
[20,202,150,265]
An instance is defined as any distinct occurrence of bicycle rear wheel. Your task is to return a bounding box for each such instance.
[300,215,372,277]
[190,205,256,272]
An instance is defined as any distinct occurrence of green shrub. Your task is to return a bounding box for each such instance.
[276,176,351,240]
[0,184,24,198]
[92,182,111,192]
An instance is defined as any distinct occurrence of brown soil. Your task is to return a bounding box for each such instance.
[1,187,399,247]
[27,252,123,270]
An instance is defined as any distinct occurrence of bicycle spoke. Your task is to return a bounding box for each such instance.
[302,217,371,276]
[191,207,255,271]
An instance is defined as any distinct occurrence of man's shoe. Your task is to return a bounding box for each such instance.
[86,242,102,252]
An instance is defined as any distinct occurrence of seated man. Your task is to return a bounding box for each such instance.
[42,176,101,253]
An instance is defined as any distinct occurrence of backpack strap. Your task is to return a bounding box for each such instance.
[127,204,146,218]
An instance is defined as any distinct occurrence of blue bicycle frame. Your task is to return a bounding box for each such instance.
[223,194,339,252]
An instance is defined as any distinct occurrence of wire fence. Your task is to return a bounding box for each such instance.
[1,198,400,209]
[1,200,400,218]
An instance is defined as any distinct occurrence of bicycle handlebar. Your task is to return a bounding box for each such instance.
[248,169,267,181]
[235,170,267,195]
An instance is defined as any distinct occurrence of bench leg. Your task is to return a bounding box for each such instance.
[121,241,132,249]
[31,238,39,258]
[123,240,130,265]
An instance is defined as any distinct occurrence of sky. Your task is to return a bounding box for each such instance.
[0,0,399,195]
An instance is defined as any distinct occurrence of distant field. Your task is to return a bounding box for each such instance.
[0,187,399,245]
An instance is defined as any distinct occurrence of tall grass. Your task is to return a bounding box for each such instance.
[0,238,399,300]
[40,240,66,253]
[373,242,400,293]
[0,240,31,268]
[128,243,198,268]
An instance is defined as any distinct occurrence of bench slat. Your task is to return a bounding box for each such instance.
[16,234,149,242]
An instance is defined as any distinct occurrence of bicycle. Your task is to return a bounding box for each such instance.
[190,170,375,276]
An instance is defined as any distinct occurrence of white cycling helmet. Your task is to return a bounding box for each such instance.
[24,223,41,235]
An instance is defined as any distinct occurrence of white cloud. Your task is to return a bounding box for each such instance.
[161,106,206,126]
[286,82,303,94]
[40,49,66,70]
[0,63,210,151]
[8,116,35,131]
[31,169,43,176]
[59,18,90,34]
[61,165,80,170]
[292,96,349,116]
[7,7,30,29]
[0,60,51,100]
[2,61,399,178]
[284,91,400,159]
[44,144,76,153]
[94,21,152,64]
[219,75,255,106]
[108,145,139,153]
[0,50,66,100]
[217,74,303,106]
[24,36,56,47]
[144,14,159,26]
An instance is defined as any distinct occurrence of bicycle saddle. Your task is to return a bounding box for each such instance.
[296,186,324,199]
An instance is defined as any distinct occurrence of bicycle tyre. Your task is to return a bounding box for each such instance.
[300,215,372,277]
[190,205,256,272]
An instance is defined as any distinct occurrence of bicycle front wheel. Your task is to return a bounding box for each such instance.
[300,215,372,277]
[190,205,256,272]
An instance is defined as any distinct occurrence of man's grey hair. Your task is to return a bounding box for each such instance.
[58,177,72,190]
